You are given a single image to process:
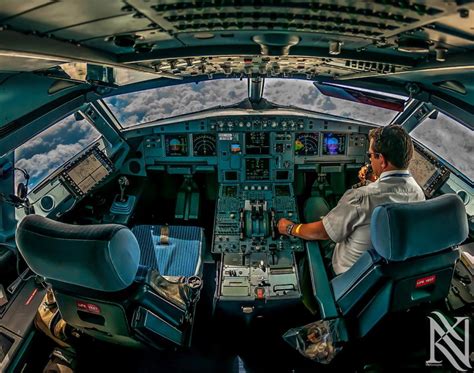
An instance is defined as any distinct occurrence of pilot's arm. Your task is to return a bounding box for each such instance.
[278,218,329,240]
[278,188,363,242]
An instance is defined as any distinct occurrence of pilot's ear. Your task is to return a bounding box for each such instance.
[379,153,387,168]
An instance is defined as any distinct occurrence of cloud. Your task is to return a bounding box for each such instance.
[105,79,247,127]
[106,78,400,127]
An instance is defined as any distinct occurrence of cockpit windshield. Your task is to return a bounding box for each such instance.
[103,78,406,128]
[15,114,100,191]
[263,79,405,125]
[411,112,474,182]
[104,79,248,128]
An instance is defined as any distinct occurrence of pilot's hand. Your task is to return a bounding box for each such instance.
[358,165,377,182]
[278,218,295,236]
[358,165,369,181]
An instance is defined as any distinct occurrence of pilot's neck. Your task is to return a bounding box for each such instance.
[379,168,410,181]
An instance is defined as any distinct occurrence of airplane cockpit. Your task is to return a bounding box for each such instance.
[0,1,473,372]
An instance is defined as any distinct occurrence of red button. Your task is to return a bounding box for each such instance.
[256,287,264,299]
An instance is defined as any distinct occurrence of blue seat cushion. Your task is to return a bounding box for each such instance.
[371,194,468,261]
[132,225,203,277]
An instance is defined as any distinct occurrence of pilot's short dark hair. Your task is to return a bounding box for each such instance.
[369,125,413,169]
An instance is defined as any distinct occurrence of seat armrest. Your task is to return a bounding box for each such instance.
[306,241,338,319]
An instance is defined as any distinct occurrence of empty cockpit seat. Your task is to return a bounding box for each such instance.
[16,215,202,350]
[132,225,204,278]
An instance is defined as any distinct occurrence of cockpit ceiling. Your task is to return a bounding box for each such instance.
[0,1,473,80]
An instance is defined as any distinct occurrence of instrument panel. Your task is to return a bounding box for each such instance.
[137,116,369,185]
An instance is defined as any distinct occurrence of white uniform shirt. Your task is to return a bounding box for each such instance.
[322,170,425,275]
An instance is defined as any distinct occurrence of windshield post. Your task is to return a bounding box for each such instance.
[248,76,265,104]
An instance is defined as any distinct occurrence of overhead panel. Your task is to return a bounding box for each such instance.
[144,55,408,80]
[128,0,444,39]
[0,0,472,84]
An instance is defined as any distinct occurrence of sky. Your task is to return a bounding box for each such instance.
[15,79,473,189]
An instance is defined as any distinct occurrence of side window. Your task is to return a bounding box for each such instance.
[15,114,100,191]
[410,112,473,182]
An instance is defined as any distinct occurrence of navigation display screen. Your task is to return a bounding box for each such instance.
[295,133,319,156]
[246,132,270,154]
[165,135,188,156]
[408,146,450,197]
[409,150,437,187]
[62,146,113,197]
[246,158,270,180]
[322,133,346,155]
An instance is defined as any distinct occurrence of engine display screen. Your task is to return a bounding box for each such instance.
[165,135,188,156]
[246,158,270,180]
[322,133,346,155]
[246,132,270,154]
[62,146,113,197]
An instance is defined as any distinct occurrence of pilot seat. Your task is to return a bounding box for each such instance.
[15,215,204,350]
[305,194,468,339]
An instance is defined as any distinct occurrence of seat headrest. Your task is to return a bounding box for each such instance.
[16,215,140,292]
[371,194,468,261]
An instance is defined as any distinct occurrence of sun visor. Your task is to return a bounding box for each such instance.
[314,82,405,112]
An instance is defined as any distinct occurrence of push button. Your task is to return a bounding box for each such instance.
[256,287,265,299]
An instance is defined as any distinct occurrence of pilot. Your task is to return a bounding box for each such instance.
[278,125,425,276]
[325,136,340,155]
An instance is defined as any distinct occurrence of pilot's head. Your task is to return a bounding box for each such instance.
[368,125,413,177]
[326,136,340,155]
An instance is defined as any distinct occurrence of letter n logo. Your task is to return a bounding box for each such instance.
[426,311,472,371]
